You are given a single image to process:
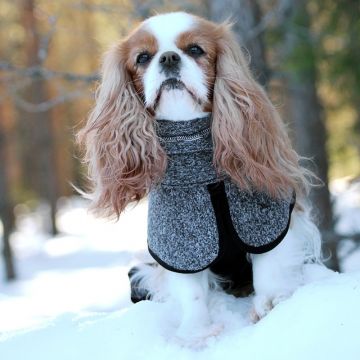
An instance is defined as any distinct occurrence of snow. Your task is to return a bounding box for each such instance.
[0,197,151,333]
[1,180,360,359]
[1,270,360,360]
[332,179,360,272]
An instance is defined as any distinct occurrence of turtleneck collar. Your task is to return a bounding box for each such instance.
[154,115,212,138]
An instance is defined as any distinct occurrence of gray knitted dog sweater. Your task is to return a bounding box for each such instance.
[147,116,295,273]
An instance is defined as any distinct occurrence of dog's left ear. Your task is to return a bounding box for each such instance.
[77,43,166,218]
[212,23,307,199]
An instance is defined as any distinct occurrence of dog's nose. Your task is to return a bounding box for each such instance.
[159,51,181,68]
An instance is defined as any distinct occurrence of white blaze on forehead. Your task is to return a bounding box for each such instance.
[143,12,195,50]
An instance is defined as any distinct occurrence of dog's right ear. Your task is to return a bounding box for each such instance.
[211,23,310,201]
[77,43,166,219]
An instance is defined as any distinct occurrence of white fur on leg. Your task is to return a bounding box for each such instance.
[129,263,167,301]
[251,209,322,320]
[165,270,222,347]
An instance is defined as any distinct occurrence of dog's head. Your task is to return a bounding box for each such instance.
[78,12,308,218]
[122,12,216,119]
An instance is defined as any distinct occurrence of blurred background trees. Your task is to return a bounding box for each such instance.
[0,0,359,280]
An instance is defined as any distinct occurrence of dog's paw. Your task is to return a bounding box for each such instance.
[250,294,273,322]
[172,323,223,349]
[250,292,292,323]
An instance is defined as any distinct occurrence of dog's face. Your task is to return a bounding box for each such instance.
[121,12,219,116]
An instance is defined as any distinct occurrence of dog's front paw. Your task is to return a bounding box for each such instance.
[173,323,223,349]
[250,292,292,323]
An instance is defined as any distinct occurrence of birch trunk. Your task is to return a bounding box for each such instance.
[208,0,269,86]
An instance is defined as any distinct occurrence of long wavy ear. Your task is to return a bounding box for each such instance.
[212,23,310,200]
[77,43,166,218]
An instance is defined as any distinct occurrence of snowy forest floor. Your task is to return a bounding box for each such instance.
[0,178,360,359]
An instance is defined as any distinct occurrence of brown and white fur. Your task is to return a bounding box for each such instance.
[78,12,322,345]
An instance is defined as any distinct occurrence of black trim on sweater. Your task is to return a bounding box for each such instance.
[148,246,218,274]
[207,181,295,254]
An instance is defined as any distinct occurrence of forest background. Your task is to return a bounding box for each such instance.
[1,0,360,281]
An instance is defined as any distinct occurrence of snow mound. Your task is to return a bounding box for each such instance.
[1,269,360,360]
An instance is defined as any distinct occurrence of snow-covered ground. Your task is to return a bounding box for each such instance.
[0,197,151,333]
[0,180,360,359]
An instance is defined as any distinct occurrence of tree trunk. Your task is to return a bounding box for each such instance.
[18,0,59,235]
[208,0,269,86]
[0,114,16,281]
[284,0,339,270]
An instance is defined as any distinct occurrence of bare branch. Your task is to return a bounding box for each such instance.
[9,86,92,113]
[0,62,99,83]
[71,2,126,14]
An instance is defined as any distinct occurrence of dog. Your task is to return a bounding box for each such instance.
[78,12,322,345]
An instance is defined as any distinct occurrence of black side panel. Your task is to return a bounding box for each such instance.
[207,182,253,291]
[207,181,294,255]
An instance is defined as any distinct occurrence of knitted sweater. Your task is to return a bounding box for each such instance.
[147,116,295,273]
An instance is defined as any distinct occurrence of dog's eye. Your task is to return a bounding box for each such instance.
[186,44,205,57]
[136,52,151,65]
